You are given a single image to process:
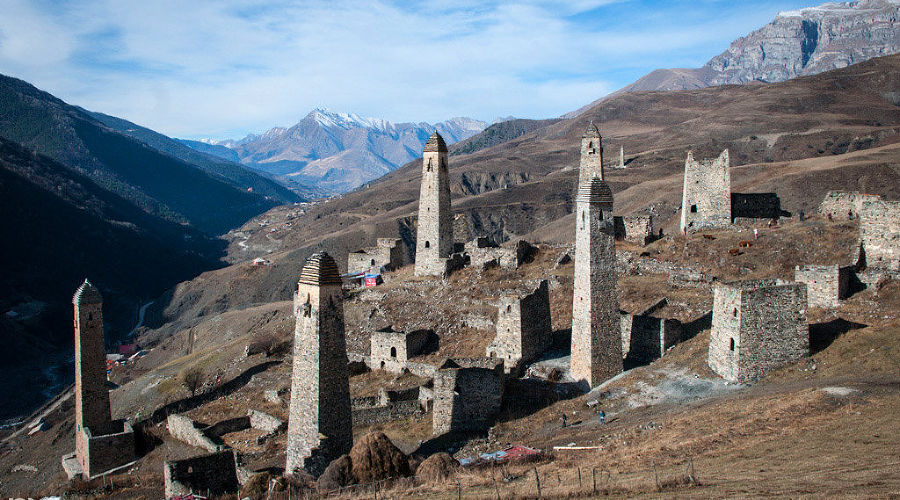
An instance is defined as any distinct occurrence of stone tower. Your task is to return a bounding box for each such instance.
[570,176,622,388]
[619,145,625,168]
[73,280,112,458]
[415,131,453,276]
[680,149,731,233]
[286,252,352,476]
[579,122,604,185]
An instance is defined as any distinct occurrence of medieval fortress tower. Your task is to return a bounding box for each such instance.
[680,150,731,233]
[415,132,453,276]
[570,124,623,388]
[286,252,352,476]
[73,280,112,455]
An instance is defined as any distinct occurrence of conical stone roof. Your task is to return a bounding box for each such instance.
[424,131,448,153]
[576,177,614,205]
[73,279,102,305]
[298,252,343,286]
[583,121,601,138]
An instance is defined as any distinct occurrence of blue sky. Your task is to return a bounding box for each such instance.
[0,0,819,139]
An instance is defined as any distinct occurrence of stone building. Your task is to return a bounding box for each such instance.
[620,313,683,364]
[794,264,853,308]
[370,327,432,373]
[61,280,135,480]
[708,280,809,383]
[415,132,453,276]
[347,238,405,275]
[486,280,553,373]
[579,122,604,185]
[465,237,535,270]
[164,450,239,498]
[858,198,900,271]
[620,209,658,245]
[680,150,731,233]
[432,358,504,435]
[570,127,622,388]
[818,191,882,219]
[286,252,352,477]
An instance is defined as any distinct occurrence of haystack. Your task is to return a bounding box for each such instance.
[415,452,458,484]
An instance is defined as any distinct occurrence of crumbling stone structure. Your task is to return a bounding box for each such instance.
[486,280,553,373]
[794,264,853,308]
[858,198,900,271]
[347,238,404,274]
[818,191,881,219]
[680,150,731,233]
[286,252,352,476]
[61,280,135,480]
[620,300,683,364]
[370,327,432,373]
[433,358,504,435]
[620,209,659,245]
[465,238,535,270]
[570,152,622,388]
[708,280,809,383]
[415,132,453,276]
[578,122,603,185]
[164,450,239,498]
[731,192,783,223]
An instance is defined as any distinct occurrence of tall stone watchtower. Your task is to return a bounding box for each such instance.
[73,280,112,456]
[570,177,622,388]
[579,122,604,185]
[680,150,731,233]
[415,132,453,276]
[286,252,352,477]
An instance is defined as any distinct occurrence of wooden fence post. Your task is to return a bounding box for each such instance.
[533,467,542,498]
[592,467,597,493]
[652,460,660,491]
[578,467,582,490]
[457,479,462,500]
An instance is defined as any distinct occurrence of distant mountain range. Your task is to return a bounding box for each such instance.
[183,109,488,195]
[567,0,900,117]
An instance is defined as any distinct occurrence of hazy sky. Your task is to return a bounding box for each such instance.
[0,0,818,139]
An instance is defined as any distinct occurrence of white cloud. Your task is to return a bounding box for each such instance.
[0,0,815,138]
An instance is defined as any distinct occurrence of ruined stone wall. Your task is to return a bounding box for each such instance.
[622,213,656,245]
[352,400,423,426]
[709,281,808,382]
[731,192,782,221]
[859,199,900,271]
[432,362,504,435]
[487,280,552,373]
[80,421,136,479]
[286,254,352,477]
[415,135,453,276]
[164,450,239,498]
[794,265,852,308]
[370,328,430,373]
[818,191,881,219]
[680,150,731,232]
[347,239,405,275]
[168,414,222,452]
[620,315,683,363]
[570,180,621,388]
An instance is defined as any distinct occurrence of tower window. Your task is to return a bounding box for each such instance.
[425,241,430,248]
[690,205,698,213]
[507,305,511,313]
[370,259,375,266]
[730,338,735,351]
[733,308,738,317]
[390,347,397,358]
[427,158,433,172]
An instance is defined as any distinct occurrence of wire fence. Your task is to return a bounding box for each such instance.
[265,457,700,499]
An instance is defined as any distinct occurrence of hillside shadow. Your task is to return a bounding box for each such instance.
[682,311,712,341]
[809,318,867,355]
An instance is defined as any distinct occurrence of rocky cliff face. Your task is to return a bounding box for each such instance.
[705,0,900,85]
[570,0,899,115]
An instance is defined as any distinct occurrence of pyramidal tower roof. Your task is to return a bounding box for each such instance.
[576,176,614,205]
[73,279,102,305]
[583,121,601,138]
[298,252,343,286]
[424,131,448,153]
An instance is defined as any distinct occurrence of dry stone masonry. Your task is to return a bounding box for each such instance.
[680,150,731,233]
[578,122,604,184]
[432,358,504,435]
[415,132,453,276]
[164,450,239,498]
[818,190,882,219]
[347,238,404,275]
[794,264,853,308]
[370,327,432,373]
[286,252,352,477]
[708,280,809,383]
[486,280,552,374]
[570,125,622,388]
[858,198,900,271]
[62,280,135,480]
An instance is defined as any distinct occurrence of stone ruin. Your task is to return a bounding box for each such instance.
[731,192,784,224]
[708,280,809,383]
[465,237,535,270]
[818,191,882,220]
[286,252,353,477]
[164,450,240,498]
[486,280,553,374]
[857,197,900,272]
[432,358,505,435]
[620,299,683,365]
[680,150,731,233]
[61,280,136,480]
[415,132,454,277]
[370,326,433,373]
[351,387,426,427]
[570,126,622,388]
[794,264,853,308]
[617,208,660,246]
[347,238,405,275]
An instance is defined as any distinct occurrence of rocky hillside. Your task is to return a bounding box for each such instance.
[568,0,900,116]
[192,110,487,195]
